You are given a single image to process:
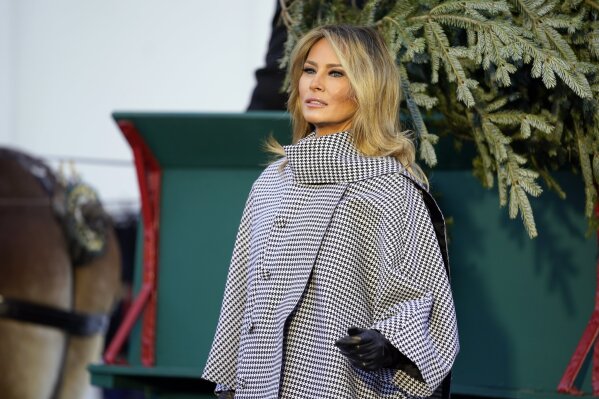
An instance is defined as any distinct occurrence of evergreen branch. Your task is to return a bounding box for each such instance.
[279,0,296,28]
[505,149,540,238]
[542,23,578,62]
[508,33,592,97]
[410,14,489,30]
[537,0,558,17]
[476,97,541,237]
[510,0,585,85]
[422,18,477,106]
[531,155,567,199]
[284,0,599,238]
[409,82,439,110]
[412,7,590,95]
[380,16,422,56]
[585,0,599,11]
[385,1,419,22]
[498,166,508,206]
[509,185,519,218]
[398,66,438,166]
[544,15,582,30]
[482,119,510,161]
[399,68,429,140]
[575,118,596,217]
[411,92,439,110]
[429,0,510,15]
[513,0,541,28]
[467,110,495,187]
[359,0,381,25]
[524,114,554,134]
[420,139,439,167]
[485,97,510,113]
[514,185,539,237]
[412,15,520,85]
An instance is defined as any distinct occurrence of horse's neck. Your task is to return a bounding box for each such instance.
[0,149,58,198]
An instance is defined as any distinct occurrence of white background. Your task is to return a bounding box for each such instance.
[0,0,277,214]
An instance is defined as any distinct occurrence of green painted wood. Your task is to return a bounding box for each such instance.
[91,113,292,395]
[89,364,211,394]
[112,111,292,167]
[89,112,597,398]
[89,364,205,379]
[434,170,595,397]
[156,168,261,368]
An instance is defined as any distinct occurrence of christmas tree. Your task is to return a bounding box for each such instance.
[279,0,599,238]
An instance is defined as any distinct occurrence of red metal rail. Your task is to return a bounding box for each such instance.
[104,120,161,367]
[558,202,599,395]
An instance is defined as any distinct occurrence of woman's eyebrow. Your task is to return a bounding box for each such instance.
[305,60,343,68]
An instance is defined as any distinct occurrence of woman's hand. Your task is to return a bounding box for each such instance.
[335,327,400,371]
[335,327,424,380]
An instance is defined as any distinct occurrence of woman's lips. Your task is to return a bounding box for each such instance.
[305,98,327,108]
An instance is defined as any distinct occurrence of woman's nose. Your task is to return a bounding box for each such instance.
[309,73,324,91]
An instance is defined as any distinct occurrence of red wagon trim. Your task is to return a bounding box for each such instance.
[104,120,161,367]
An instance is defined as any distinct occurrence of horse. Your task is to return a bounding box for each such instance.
[0,148,122,399]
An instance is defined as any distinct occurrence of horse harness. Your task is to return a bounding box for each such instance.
[0,148,111,337]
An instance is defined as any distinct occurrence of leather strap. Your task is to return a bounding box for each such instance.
[0,295,109,336]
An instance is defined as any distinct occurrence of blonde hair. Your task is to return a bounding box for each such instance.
[266,24,427,186]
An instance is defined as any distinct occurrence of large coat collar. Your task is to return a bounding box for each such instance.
[284,131,405,184]
[284,131,447,275]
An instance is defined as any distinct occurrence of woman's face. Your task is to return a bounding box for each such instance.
[299,38,357,136]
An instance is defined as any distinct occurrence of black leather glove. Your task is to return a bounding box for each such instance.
[215,390,235,399]
[335,327,424,381]
[335,326,425,383]
[335,327,402,371]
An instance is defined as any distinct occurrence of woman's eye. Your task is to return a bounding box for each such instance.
[303,67,316,74]
[330,70,344,77]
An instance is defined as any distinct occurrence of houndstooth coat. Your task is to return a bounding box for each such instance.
[202,131,459,399]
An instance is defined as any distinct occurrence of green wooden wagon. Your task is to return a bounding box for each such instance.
[89,112,597,399]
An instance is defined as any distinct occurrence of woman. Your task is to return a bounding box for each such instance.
[202,24,459,399]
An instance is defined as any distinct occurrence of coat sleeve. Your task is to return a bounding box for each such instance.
[369,176,459,398]
[201,185,256,389]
